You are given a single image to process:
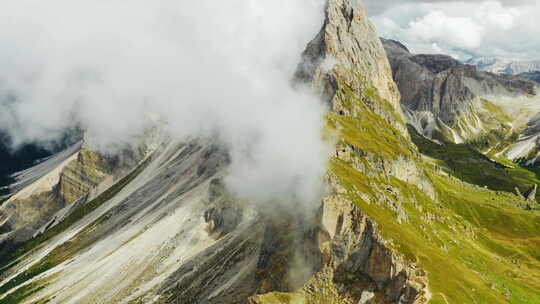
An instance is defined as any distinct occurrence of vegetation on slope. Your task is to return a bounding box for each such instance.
[409,125,540,205]
[328,77,413,161]
[253,74,540,304]
[254,79,540,304]
[327,84,540,303]
[2,78,540,304]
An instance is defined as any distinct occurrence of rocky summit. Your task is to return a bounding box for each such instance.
[0,0,540,304]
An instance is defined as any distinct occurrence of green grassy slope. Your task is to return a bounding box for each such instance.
[410,126,540,206]
[2,79,540,303]
[326,82,540,303]
[254,78,540,304]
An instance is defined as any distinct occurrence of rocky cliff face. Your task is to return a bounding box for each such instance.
[0,142,121,257]
[1,1,540,304]
[0,1,431,303]
[296,1,404,131]
[296,2,429,188]
[382,39,537,144]
[386,42,540,164]
[252,1,432,303]
[164,1,434,302]
[57,149,112,204]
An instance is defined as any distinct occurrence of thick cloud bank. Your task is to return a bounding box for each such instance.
[368,0,540,59]
[0,0,330,205]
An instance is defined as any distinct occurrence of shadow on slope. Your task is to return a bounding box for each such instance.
[408,125,540,204]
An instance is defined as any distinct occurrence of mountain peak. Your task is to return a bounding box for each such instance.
[382,38,537,144]
[467,56,540,75]
[296,0,406,134]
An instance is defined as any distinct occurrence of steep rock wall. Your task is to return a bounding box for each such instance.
[0,144,115,256]
[382,38,537,144]
[252,0,432,303]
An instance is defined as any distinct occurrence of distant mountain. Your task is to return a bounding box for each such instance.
[519,71,540,84]
[382,38,536,144]
[466,56,540,75]
[383,38,540,167]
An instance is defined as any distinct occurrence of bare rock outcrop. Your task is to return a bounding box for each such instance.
[295,0,406,134]
[0,143,115,257]
[524,184,538,201]
[251,1,431,303]
[382,38,537,143]
[315,193,428,304]
[58,149,112,204]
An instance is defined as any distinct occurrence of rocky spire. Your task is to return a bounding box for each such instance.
[255,1,431,303]
[295,0,407,134]
[524,184,538,201]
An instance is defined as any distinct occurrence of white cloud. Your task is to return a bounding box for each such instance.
[369,0,539,59]
[408,11,485,50]
[365,0,532,15]
[0,0,331,206]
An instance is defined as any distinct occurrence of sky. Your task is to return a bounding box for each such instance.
[367,0,540,60]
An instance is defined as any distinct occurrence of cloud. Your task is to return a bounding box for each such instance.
[365,0,532,15]
[368,0,540,59]
[0,0,330,206]
[408,11,485,50]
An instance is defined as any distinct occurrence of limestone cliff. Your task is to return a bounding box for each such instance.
[1,1,540,303]
[382,39,540,166]
[382,38,537,144]
[251,1,432,303]
[295,0,404,132]
[0,143,115,256]
[57,149,112,204]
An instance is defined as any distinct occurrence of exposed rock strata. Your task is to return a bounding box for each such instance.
[0,143,117,256]
[251,1,432,303]
[382,38,537,143]
[0,1,432,303]
[296,0,406,133]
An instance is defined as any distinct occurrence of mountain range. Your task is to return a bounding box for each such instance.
[466,56,540,76]
[382,39,540,167]
[0,0,540,303]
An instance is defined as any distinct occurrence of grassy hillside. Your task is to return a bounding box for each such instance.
[327,87,540,303]
[254,76,540,303]
[2,83,540,303]
[409,126,540,205]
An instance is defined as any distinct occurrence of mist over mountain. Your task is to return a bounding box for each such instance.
[1,1,540,303]
[0,0,331,207]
